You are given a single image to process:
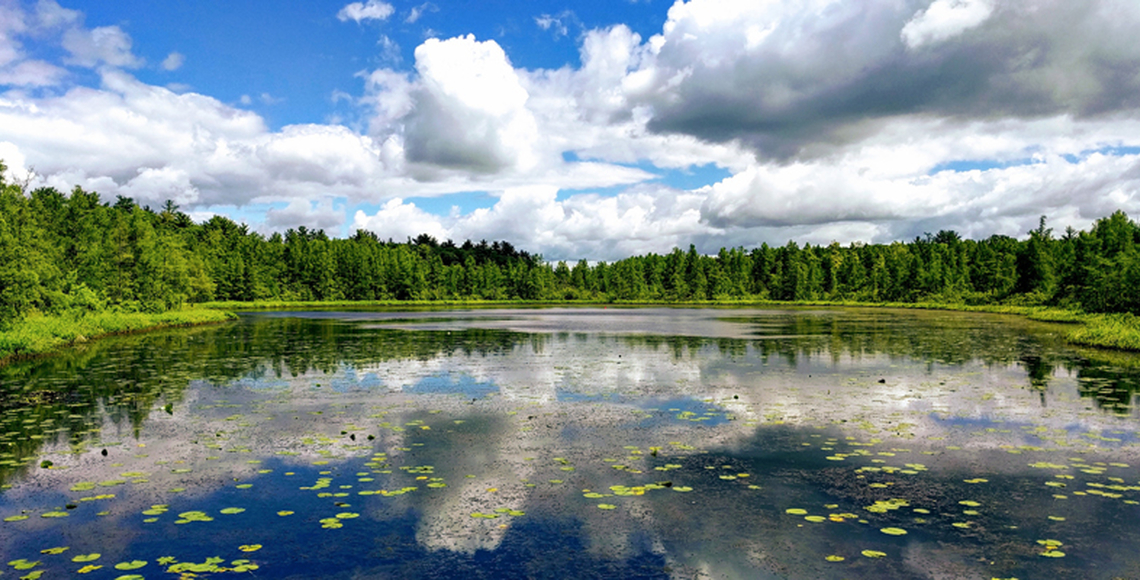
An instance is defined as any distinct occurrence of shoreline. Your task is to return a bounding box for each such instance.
[0,309,237,367]
[2,300,1135,367]
[203,298,1139,352]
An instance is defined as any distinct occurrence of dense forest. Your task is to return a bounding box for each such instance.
[2,160,1139,326]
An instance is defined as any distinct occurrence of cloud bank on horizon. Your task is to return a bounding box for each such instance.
[1,0,1138,260]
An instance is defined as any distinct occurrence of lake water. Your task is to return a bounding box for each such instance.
[1,307,1139,579]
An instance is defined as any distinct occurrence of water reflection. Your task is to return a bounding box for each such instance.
[0,308,1138,579]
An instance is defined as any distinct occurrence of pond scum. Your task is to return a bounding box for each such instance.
[0,310,1139,578]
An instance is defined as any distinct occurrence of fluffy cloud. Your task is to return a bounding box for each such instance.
[700,112,1140,236]
[33,0,81,29]
[0,0,75,86]
[161,51,184,71]
[337,0,395,23]
[351,198,449,242]
[352,184,711,260]
[399,35,540,175]
[630,0,1140,160]
[117,166,200,206]
[61,25,143,68]
[266,198,345,232]
[0,59,66,86]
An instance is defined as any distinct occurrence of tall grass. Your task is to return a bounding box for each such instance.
[0,308,235,362]
[1065,313,1140,351]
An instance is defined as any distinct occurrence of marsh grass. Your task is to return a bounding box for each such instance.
[0,308,235,362]
[1065,313,1140,351]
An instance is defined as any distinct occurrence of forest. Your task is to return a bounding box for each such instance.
[2,160,1140,328]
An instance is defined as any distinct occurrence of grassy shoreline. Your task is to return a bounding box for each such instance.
[203,298,1140,353]
[3,299,1135,366]
[0,308,236,365]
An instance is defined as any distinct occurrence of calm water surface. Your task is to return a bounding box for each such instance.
[2,307,1140,579]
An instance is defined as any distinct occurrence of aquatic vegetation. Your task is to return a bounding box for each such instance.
[0,307,1135,578]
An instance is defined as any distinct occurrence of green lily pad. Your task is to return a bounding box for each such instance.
[219,508,246,515]
[880,527,907,536]
[113,560,147,570]
[72,554,101,563]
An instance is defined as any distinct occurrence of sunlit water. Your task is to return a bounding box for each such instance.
[1,307,1139,579]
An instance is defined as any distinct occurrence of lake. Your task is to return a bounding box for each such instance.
[1,306,1139,579]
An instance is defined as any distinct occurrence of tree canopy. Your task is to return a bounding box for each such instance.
[1,165,1138,326]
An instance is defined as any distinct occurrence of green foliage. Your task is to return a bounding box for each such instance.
[0,309,234,361]
[1066,313,1140,351]
[0,157,1138,351]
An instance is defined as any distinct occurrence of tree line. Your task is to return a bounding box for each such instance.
[2,161,1139,324]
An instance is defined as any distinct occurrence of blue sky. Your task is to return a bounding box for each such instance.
[1,0,1139,260]
[79,0,667,129]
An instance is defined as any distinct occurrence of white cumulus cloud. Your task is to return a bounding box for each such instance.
[369,35,542,176]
